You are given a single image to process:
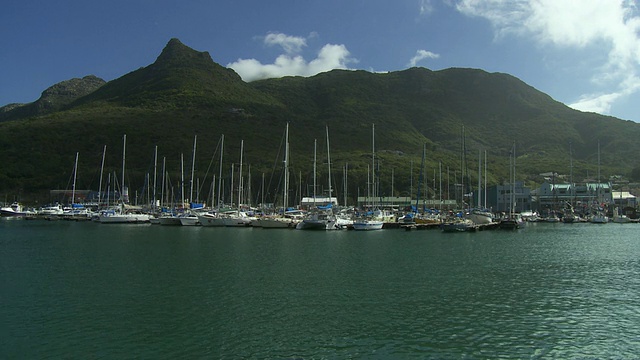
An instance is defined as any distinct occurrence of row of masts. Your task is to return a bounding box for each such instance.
[70,125,607,213]
[74,127,494,212]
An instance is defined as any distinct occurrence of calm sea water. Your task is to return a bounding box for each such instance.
[1,219,639,359]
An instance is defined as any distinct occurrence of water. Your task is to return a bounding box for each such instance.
[2,219,639,358]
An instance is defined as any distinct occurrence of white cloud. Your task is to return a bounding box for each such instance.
[228,36,355,82]
[264,33,307,54]
[420,0,435,15]
[454,0,640,116]
[408,49,440,67]
[570,74,640,114]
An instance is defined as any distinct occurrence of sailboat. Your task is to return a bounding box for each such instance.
[468,149,493,225]
[258,123,302,228]
[99,134,151,224]
[297,126,339,230]
[223,140,253,227]
[197,135,227,227]
[353,124,384,230]
[499,142,525,230]
[441,127,476,232]
[180,136,204,226]
[589,141,609,224]
[62,152,92,220]
[159,153,186,225]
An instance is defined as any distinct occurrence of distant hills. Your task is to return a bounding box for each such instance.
[1,38,639,203]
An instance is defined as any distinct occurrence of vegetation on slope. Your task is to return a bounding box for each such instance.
[1,38,639,204]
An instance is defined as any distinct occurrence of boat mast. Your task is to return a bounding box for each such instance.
[161,157,166,209]
[99,145,106,205]
[477,149,481,208]
[261,172,265,209]
[372,123,375,207]
[415,143,425,213]
[106,173,111,207]
[439,161,442,211]
[217,134,224,208]
[283,123,289,210]
[122,134,126,204]
[344,163,348,207]
[152,146,157,209]
[512,142,516,215]
[326,126,333,205]
[597,139,601,203]
[484,150,487,209]
[247,165,251,208]
[190,135,197,203]
[461,126,465,210]
[230,163,234,207]
[313,139,317,206]
[181,153,185,209]
[366,164,370,208]
[72,152,79,205]
[238,140,244,210]
[569,141,574,207]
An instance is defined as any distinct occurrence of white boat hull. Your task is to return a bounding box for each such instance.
[352,220,384,230]
[223,216,252,227]
[258,217,297,228]
[99,213,151,223]
[468,212,493,225]
[197,214,226,227]
[179,216,200,226]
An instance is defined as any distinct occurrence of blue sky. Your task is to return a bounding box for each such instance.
[2,0,640,122]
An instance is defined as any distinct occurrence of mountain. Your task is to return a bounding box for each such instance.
[1,38,639,203]
[0,75,106,121]
[73,38,282,110]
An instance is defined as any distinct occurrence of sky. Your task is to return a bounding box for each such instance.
[2,0,640,122]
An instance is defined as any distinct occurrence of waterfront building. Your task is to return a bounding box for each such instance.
[611,191,637,208]
[356,196,457,211]
[532,181,613,210]
[486,181,532,213]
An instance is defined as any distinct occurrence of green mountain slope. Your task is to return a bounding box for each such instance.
[0,75,106,121]
[1,38,638,203]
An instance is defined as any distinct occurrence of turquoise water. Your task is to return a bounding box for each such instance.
[2,219,639,358]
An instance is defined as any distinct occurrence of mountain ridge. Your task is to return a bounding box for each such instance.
[1,38,638,202]
[0,75,106,121]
